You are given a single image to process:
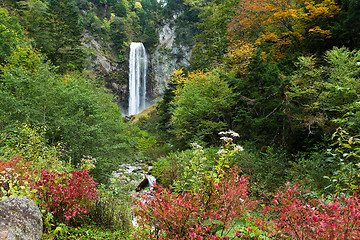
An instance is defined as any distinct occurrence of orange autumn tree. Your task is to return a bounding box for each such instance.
[228,0,340,59]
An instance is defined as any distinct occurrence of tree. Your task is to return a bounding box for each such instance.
[0,45,56,129]
[141,22,158,49]
[228,0,340,59]
[0,44,132,183]
[109,0,128,16]
[18,0,47,40]
[37,0,85,72]
[0,8,24,64]
[286,47,360,139]
[110,16,129,52]
[191,0,237,69]
[332,0,360,49]
[230,52,290,146]
[170,68,233,147]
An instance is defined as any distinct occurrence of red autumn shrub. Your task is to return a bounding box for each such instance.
[32,170,98,221]
[266,183,360,239]
[134,166,256,239]
[0,155,31,180]
[0,156,32,196]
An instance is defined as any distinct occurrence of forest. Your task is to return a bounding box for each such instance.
[0,0,359,239]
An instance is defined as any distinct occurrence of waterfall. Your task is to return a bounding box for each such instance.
[128,42,147,116]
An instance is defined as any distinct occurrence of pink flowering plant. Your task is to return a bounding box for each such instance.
[134,128,360,239]
[263,183,360,239]
[134,166,256,239]
[31,169,98,222]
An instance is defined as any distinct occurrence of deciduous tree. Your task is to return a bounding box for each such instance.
[170,68,233,147]
[228,0,340,59]
[0,8,24,64]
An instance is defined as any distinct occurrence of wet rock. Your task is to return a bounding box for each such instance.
[136,175,150,192]
[124,115,133,123]
[0,196,43,240]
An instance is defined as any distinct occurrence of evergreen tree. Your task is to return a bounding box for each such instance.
[191,0,236,69]
[332,0,360,49]
[37,0,85,72]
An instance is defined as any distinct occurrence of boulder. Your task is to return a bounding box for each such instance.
[136,175,150,192]
[0,196,43,240]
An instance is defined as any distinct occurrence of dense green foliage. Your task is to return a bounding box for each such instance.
[154,0,360,152]
[169,69,233,147]
[1,0,360,238]
[0,8,24,63]
[0,44,134,182]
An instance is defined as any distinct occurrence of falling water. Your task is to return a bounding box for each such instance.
[128,42,147,116]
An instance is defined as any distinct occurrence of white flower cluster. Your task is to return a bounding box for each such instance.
[191,142,203,149]
[0,168,16,183]
[216,145,244,156]
[234,145,244,152]
[219,136,232,142]
[217,130,244,155]
[217,148,227,155]
[191,142,204,153]
[218,130,239,138]
[219,130,240,143]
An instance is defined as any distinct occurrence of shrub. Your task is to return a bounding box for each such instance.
[231,146,290,202]
[287,149,337,194]
[326,127,360,195]
[32,170,98,222]
[152,146,218,189]
[0,155,32,198]
[265,183,360,239]
[134,166,256,239]
[0,124,68,172]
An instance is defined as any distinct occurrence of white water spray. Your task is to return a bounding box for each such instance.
[128,42,147,116]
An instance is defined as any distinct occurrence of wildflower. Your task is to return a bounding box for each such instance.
[217,149,227,155]
[234,145,244,152]
[228,130,239,138]
[219,130,239,138]
[191,142,203,149]
[191,142,204,153]
[220,136,233,142]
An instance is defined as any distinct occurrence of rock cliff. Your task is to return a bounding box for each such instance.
[150,12,192,97]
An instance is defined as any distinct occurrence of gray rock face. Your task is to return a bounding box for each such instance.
[82,30,118,74]
[0,196,43,240]
[151,12,193,97]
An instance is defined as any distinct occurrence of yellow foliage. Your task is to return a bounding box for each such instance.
[134,1,143,11]
[172,68,219,94]
[170,68,187,94]
[228,0,340,60]
[308,26,332,38]
[225,40,256,74]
